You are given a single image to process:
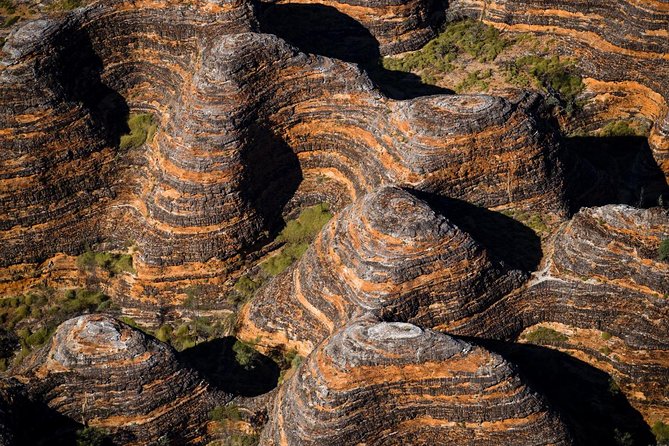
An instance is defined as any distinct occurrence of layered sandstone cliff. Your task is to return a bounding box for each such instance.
[448,0,669,184]
[238,186,526,355]
[263,313,572,445]
[12,314,226,444]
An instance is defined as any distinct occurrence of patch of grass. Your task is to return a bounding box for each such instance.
[77,250,135,276]
[0,287,119,366]
[505,55,584,112]
[47,0,83,12]
[524,326,568,344]
[119,113,157,149]
[659,238,669,262]
[75,427,109,446]
[601,331,612,341]
[0,0,16,14]
[597,120,650,138]
[261,203,332,276]
[2,14,18,27]
[210,404,242,423]
[652,421,669,445]
[599,346,612,356]
[455,69,492,93]
[383,19,511,76]
[233,275,262,301]
[157,316,230,351]
[501,210,550,236]
[225,434,259,446]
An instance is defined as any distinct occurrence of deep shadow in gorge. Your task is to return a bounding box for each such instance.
[565,135,669,213]
[179,337,280,397]
[461,337,656,446]
[259,3,452,99]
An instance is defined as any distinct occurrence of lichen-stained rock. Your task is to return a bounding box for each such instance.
[238,186,526,355]
[260,0,446,56]
[262,313,573,446]
[447,0,669,182]
[12,314,225,445]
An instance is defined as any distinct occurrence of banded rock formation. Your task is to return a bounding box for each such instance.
[0,0,567,309]
[448,0,669,183]
[238,186,526,355]
[263,313,572,445]
[12,314,225,445]
[260,0,446,56]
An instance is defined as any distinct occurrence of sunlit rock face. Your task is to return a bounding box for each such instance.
[262,313,573,446]
[237,186,526,355]
[12,314,225,445]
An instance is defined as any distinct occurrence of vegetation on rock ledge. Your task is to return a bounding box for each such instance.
[119,113,157,149]
[523,326,568,344]
[261,203,333,276]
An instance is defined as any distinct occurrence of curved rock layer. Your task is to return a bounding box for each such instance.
[448,0,669,181]
[238,186,525,355]
[12,314,224,445]
[454,205,669,419]
[261,0,445,56]
[0,0,567,302]
[263,313,572,446]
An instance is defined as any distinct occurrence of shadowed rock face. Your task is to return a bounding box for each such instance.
[259,0,446,57]
[12,314,225,445]
[263,313,573,446]
[238,186,526,355]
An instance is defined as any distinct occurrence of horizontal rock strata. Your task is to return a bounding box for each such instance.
[238,186,526,355]
[0,0,568,310]
[260,0,446,56]
[12,314,225,445]
[262,313,573,445]
[448,0,669,183]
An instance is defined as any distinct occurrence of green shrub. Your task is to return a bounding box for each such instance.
[233,275,262,300]
[505,55,584,110]
[383,19,511,76]
[455,69,492,93]
[210,404,242,423]
[599,346,612,356]
[225,434,259,446]
[524,326,568,344]
[601,331,612,341]
[261,204,332,276]
[77,250,135,276]
[75,427,108,446]
[119,113,157,149]
[598,120,649,138]
[233,339,260,369]
[659,238,669,262]
[652,421,669,444]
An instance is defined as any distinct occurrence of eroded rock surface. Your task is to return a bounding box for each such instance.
[12,314,225,445]
[263,313,573,446]
[238,186,526,355]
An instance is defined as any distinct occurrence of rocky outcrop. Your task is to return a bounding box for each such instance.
[448,0,669,183]
[12,314,226,445]
[0,0,567,310]
[238,186,526,355]
[263,313,572,445]
[260,0,446,56]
